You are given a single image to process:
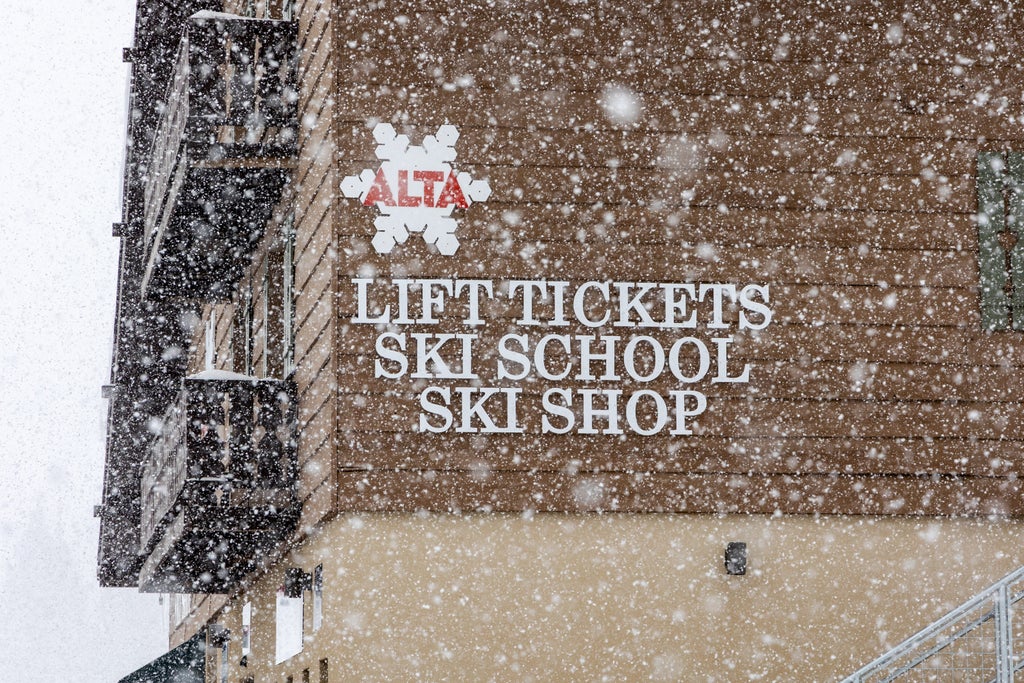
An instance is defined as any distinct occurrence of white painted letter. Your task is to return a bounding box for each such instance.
[668,337,711,383]
[352,278,390,324]
[419,386,453,433]
[623,336,665,382]
[579,389,623,435]
[455,279,494,326]
[698,283,738,329]
[626,390,669,436]
[578,335,620,381]
[417,279,454,324]
[509,281,548,325]
[497,333,530,380]
[669,390,707,435]
[614,282,659,328]
[373,332,407,379]
[662,283,697,328]
[739,284,773,330]
[534,334,573,381]
[541,388,575,434]
[573,281,612,327]
[712,337,751,383]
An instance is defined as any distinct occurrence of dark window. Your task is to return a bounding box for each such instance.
[312,564,324,631]
[282,214,296,376]
[232,287,253,375]
[976,151,1024,330]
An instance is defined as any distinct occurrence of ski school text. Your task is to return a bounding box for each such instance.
[351,278,774,436]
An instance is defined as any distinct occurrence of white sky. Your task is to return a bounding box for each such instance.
[0,1,167,679]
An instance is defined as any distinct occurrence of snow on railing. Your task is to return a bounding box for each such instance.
[142,37,191,247]
[842,565,1024,683]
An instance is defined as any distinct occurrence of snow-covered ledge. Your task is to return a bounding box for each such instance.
[187,369,258,382]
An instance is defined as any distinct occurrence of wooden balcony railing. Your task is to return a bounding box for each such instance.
[138,374,298,593]
[140,12,297,301]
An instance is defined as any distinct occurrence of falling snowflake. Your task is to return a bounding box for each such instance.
[340,123,492,255]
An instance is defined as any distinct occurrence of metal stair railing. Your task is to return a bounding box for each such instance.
[842,566,1024,682]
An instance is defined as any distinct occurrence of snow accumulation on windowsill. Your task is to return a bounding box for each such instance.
[191,10,248,20]
[187,369,258,382]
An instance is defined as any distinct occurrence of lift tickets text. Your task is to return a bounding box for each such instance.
[351,278,773,436]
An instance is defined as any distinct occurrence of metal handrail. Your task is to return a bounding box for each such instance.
[139,388,189,550]
[842,565,1024,682]
[139,377,298,553]
[140,13,297,251]
[877,609,997,683]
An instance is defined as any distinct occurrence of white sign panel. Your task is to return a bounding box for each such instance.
[274,589,303,664]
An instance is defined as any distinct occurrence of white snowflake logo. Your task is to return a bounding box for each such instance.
[340,123,491,256]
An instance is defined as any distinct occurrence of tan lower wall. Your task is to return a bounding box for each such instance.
[211,513,1024,682]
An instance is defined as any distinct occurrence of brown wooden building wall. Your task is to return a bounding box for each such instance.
[327,0,1024,517]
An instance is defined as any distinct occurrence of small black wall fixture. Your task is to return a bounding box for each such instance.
[725,542,747,576]
[284,567,312,598]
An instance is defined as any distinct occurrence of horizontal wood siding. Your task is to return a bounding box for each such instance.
[331,0,1024,515]
[334,470,1023,517]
